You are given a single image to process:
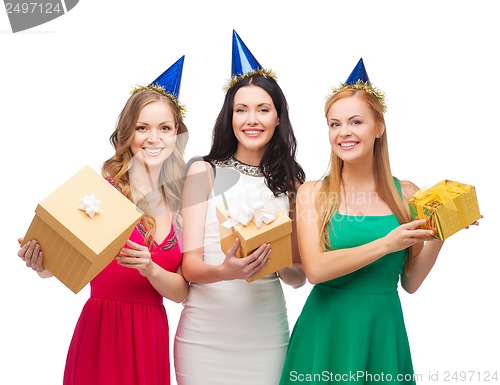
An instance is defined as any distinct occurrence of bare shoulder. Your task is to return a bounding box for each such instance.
[298,180,322,195]
[186,160,213,177]
[297,180,324,207]
[399,179,420,201]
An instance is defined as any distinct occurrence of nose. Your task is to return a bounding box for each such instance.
[247,113,259,125]
[339,124,352,137]
[147,129,161,143]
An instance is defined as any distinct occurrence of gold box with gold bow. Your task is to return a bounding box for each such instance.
[21,166,143,293]
[409,179,481,240]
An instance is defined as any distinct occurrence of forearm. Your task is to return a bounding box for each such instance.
[146,264,189,303]
[181,254,226,284]
[303,237,390,284]
[278,263,306,288]
[401,240,444,294]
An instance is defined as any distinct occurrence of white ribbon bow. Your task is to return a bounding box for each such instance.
[222,183,279,229]
[78,193,102,218]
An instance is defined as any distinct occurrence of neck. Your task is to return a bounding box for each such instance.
[233,147,265,166]
[129,164,162,197]
[341,161,375,189]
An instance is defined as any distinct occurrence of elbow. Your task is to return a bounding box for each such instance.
[172,292,188,304]
[307,275,321,285]
[180,263,196,284]
[401,279,421,294]
[291,276,306,289]
[403,286,418,295]
[172,284,189,303]
[305,268,324,285]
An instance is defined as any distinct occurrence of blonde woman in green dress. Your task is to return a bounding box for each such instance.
[279,58,478,385]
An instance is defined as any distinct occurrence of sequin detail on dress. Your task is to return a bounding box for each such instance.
[213,156,264,177]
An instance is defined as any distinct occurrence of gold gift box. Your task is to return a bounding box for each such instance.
[21,165,143,293]
[216,203,292,282]
[409,179,481,240]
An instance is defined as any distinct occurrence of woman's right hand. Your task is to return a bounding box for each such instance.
[221,238,271,281]
[17,238,46,273]
[383,219,436,254]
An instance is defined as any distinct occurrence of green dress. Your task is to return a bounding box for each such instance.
[279,180,415,385]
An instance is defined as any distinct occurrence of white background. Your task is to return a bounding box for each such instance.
[1,1,498,384]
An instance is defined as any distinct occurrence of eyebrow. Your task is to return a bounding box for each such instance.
[234,102,272,108]
[136,121,174,125]
[328,114,362,122]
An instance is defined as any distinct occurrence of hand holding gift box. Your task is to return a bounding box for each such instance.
[21,165,143,293]
[216,184,293,282]
[409,179,481,240]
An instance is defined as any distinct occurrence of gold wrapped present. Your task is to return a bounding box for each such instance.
[21,165,143,293]
[216,203,292,282]
[409,179,481,240]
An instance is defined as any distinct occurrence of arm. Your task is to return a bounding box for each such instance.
[297,181,434,285]
[180,161,270,284]
[118,242,189,303]
[277,185,306,289]
[399,180,445,294]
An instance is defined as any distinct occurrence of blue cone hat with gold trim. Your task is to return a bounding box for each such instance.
[150,55,185,100]
[231,30,262,77]
[224,30,276,91]
[132,55,186,118]
[331,57,386,112]
[345,57,370,85]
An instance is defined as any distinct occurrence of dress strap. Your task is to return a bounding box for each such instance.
[392,177,403,199]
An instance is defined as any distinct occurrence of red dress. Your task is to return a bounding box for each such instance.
[63,221,182,385]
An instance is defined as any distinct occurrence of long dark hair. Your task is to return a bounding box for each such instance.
[204,75,305,198]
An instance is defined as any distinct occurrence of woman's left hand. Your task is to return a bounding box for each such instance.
[116,240,154,276]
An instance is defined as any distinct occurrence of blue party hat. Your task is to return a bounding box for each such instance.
[150,55,185,100]
[231,30,263,77]
[345,58,370,85]
[224,30,276,91]
[330,57,386,112]
[132,55,186,118]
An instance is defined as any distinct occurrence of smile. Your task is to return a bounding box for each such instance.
[242,129,264,137]
[339,141,358,149]
[143,147,164,156]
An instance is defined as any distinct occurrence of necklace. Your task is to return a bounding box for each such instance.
[213,155,264,177]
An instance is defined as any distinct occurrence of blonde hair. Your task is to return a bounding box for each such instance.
[101,89,188,246]
[317,89,413,269]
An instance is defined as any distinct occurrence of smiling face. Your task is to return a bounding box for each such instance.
[232,85,279,164]
[130,100,178,169]
[326,95,384,165]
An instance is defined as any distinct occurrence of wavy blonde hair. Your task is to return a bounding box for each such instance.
[317,89,413,270]
[101,89,188,246]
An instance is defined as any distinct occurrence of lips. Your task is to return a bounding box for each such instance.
[339,141,358,149]
[143,147,164,156]
[242,129,264,137]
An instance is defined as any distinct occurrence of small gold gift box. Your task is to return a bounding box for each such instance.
[216,203,293,282]
[409,179,481,240]
[21,166,143,293]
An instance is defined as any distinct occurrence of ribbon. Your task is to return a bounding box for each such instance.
[78,193,102,218]
[221,183,279,229]
[412,180,471,232]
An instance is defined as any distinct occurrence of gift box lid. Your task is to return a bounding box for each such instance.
[30,165,143,262]
[216,203,292,251]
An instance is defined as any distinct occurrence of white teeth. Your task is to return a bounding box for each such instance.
[144,148,162,155]
[340,142,356,148]
[244,130,262,135]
